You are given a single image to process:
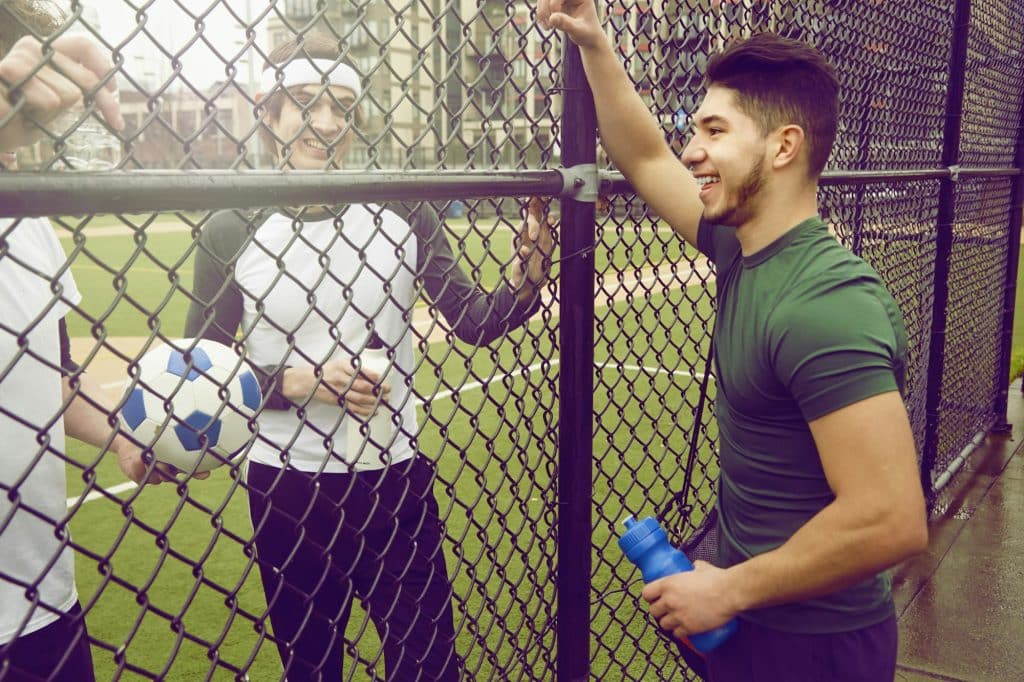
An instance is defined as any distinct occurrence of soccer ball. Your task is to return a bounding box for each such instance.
[119,339,261,474]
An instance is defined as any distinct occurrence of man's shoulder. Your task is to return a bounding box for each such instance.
[1,216,67,271]
[206,208,269,231]
[769,256,904,354]
[201,209,272,257]
[780,225,887,289]
[1,215,56,244]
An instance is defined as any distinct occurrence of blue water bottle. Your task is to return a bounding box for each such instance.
[618,515,738,653]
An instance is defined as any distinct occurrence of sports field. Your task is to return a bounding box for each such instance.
[55,210,718,680]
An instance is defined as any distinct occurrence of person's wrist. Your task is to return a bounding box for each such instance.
[110,432,137,458]
[580,30,613,54]
[510,280,533,304]
[721,563,754,614]
[280,366,302,400]
[518,284,538,304]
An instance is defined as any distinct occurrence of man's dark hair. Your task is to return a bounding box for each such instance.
[705,33,839,177]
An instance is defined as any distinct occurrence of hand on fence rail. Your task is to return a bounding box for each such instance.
[537,0,606,50]
[0,33,122,161]
[510,196,557,303]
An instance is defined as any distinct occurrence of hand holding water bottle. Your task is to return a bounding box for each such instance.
[0,33,123,167]
[619,516,739,653]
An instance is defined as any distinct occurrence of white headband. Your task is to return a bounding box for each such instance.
[258,58,362,99]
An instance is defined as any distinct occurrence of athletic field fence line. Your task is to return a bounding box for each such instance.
[1,0,1023,680]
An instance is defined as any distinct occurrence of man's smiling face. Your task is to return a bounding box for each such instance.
[681,86,771,227]
[270,83,355,170]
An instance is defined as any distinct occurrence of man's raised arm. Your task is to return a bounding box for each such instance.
[537,0,703,245]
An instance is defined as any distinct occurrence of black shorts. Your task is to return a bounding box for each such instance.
[0,602,96,682]
[705,613,898,682]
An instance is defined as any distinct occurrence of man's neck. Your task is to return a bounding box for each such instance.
[734,185,820,256]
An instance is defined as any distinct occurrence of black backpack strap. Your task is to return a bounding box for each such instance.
[657,323,715,541]
[657,249,739,543]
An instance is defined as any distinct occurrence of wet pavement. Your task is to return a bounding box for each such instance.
[893,380,1024,681]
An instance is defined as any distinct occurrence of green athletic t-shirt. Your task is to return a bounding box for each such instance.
[697,215,908,634]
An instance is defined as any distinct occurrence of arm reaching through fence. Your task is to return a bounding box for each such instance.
[509,197,557,304]
[408,199,553,347]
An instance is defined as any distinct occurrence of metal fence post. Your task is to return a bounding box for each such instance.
[993,98,1024,427]
[556,34,598,682]
[921,0,971,505]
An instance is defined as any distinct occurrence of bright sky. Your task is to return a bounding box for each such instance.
[64,0,269,90]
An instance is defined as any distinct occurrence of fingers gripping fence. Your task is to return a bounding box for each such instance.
[0,1,1022,681]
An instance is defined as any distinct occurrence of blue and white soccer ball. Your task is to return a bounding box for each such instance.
[119,339,261,474]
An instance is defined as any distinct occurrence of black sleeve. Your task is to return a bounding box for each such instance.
[184,210,246,345]
[58,317,78,375]
[408,204,541,346]
[184,210,292,410]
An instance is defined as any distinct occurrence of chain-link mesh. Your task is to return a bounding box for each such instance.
[826,179,942,463]
[928,0,1024,512]
[1,0,1023,680]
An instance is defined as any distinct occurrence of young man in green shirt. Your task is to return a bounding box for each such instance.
[539,3,928,680]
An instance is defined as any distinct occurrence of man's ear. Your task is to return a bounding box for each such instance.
[770,124,806,171]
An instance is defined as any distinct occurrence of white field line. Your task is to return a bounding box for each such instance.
[70,481,139,506]
[94,265,709,391]
[68,359,701,509]
[74,260,712,507]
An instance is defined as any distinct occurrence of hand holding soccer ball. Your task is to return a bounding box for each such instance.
[119,339,261,475]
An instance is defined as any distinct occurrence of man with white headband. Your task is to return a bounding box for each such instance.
[253,54,363,170]
[184,32,554,681]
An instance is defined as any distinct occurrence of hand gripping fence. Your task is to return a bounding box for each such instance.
[1,0,1023,680]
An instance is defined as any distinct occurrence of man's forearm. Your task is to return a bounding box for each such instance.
[724,497,926,613]
[577,40,673,178]
[62,373,130,453]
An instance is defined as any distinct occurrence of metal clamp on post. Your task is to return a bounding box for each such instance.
[948,164,962,183]
[558,164,600,203]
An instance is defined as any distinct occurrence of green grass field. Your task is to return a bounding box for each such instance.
[1011,261,1024,381]
[52,208,1024,679]
[56,211,714,680]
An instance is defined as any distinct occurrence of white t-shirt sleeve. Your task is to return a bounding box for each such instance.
[40,219,82,314]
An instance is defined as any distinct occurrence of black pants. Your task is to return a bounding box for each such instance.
[705,613,898,682]
[0,603,95,682]
[247,458,461,682]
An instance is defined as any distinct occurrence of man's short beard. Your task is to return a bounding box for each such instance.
[708,159,765,227]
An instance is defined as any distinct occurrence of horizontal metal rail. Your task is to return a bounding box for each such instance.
[1,166,1020,218]
[599,166,1023,195]
[0,169,565,217]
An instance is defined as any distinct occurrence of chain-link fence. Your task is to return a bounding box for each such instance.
[1,0,1023,680]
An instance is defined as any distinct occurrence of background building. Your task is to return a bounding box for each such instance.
[265,0,557,169]
[23,0,955,173]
